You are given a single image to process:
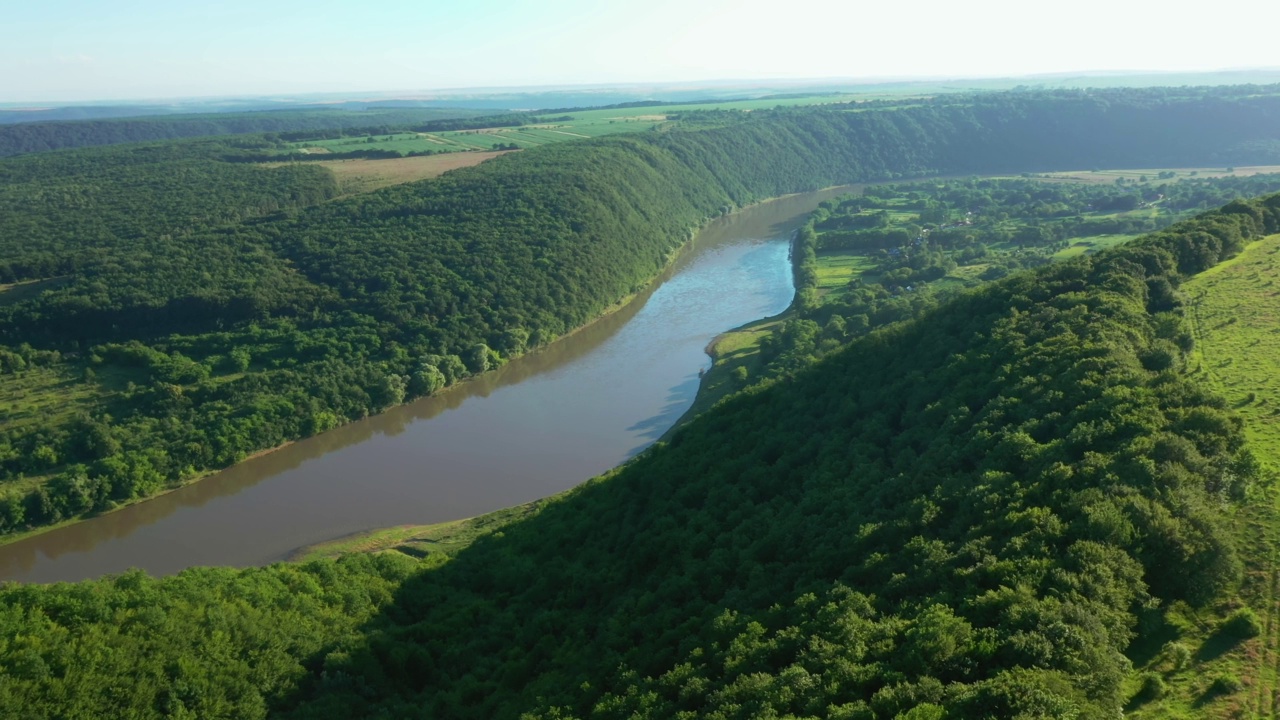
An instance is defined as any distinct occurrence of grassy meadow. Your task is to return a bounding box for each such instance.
[1051,232,1140,259]
[1187,234,1280,463]
[1120,232,1280,717]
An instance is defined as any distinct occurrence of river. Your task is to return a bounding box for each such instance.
[0,187,850,583]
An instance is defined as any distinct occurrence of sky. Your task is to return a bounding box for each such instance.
[3,0,1277,103]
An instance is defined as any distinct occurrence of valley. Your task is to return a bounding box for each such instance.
[5,81,1280,718]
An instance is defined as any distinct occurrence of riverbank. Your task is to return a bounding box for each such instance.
[0,216,717,552]
[307,313,796,565]
[276,189,865,566]
[0,439,303,550]
[0,185,841,581]
[289,496,552,564]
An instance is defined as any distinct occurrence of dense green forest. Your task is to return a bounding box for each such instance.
[1,189,1275,718]
[0,107,488,158]
[0,138,341,288]
[3,85,1280,537]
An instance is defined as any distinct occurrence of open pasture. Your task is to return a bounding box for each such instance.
[290,132,475,154]
[813,250,877,294]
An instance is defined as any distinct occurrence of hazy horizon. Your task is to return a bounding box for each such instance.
[8,67,1280,109]
[5,0,1279,104]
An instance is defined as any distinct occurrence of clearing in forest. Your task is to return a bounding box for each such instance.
[314,150,515,193]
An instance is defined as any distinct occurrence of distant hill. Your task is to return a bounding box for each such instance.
[0,107,490,157]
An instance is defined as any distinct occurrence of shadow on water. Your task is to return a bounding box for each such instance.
[624,373,705,456]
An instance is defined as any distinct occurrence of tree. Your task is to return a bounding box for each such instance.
[465,344,494,374]
[371,374,407,410]
[409,364,447,397]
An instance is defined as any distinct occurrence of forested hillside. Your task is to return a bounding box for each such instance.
[3,86,1280,537]
[2,190,1275,718]
[0,107,488,157]
[0,138,340,291]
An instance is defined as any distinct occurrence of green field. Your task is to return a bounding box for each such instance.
[1051,233,1140,259]
[813,250,878,291]
[1038,165,1280,184]
[291,131,482,154]
[555,93,870,121]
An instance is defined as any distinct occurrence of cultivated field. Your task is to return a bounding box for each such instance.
[304,150,513,193]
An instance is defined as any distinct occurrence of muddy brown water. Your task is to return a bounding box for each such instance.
[0,187,851,583]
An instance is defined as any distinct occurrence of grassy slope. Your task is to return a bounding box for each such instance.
[1135,233,1280,718]
[291,498,550,564]
[1188,235,1280,458]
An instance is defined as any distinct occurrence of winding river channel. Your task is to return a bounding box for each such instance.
[0,187,850,583]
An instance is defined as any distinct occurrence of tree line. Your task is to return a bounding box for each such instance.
[0,107,489,158]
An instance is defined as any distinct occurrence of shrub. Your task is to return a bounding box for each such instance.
[1162,641,1192,670]
[1222,607,1263,638]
